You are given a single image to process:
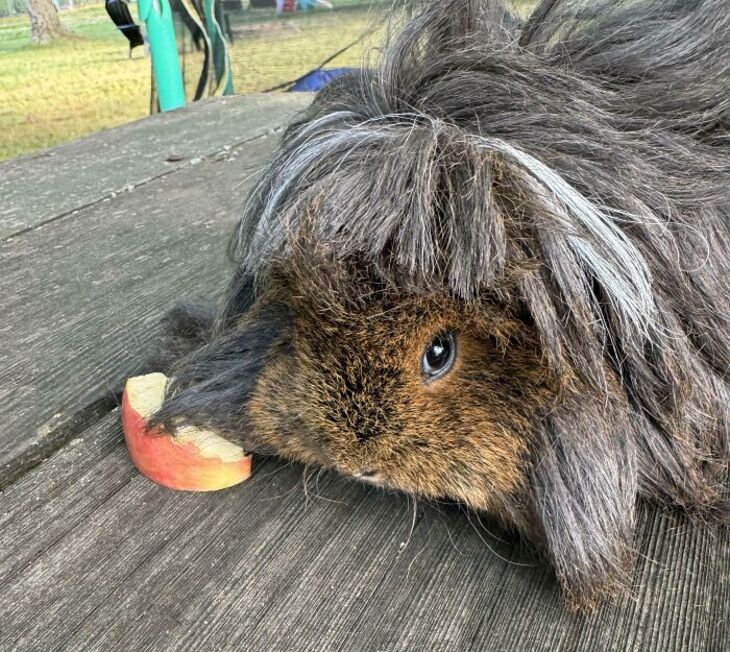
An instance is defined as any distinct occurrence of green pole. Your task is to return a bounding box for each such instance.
[204,0,234,96]
[138,0,186,111]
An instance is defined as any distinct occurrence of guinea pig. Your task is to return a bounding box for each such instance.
[152,0,730,608]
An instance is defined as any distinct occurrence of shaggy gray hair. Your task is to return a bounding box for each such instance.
[163,0,730,605]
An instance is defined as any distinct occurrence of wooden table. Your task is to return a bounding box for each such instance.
[1,94,727,652]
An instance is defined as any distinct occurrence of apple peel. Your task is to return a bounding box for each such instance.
[122,372,252,491]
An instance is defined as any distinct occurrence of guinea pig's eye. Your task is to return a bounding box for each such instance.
[421,331,457,382]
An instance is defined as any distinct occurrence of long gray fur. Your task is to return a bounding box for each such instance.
[166,0,730,605]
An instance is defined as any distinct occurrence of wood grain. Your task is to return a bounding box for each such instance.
[0,415,726,651]
[0,94,309,240]
[0,96,307,481]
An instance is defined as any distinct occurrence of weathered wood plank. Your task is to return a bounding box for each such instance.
[0,96,306,481]
[0,416,727,652]
[0,94,309,240]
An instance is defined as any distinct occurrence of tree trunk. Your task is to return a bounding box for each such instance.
[25,0,65,44]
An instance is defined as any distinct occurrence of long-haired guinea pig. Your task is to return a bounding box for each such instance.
[152,0,730,608]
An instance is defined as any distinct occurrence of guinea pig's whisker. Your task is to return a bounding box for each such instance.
[443,520,464,557]
[301,465,313,508]
[307,468,349,505]
[405,542,429,581]
[398,495,420,552]
[473,511,510,546]
[465,511,535,568]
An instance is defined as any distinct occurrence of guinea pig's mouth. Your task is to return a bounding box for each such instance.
[352,470,386,487]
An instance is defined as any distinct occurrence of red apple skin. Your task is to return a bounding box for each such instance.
[121,384,251,492]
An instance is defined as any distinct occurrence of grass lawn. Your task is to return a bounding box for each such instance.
[0,5,151,161]
[0,3,379,162]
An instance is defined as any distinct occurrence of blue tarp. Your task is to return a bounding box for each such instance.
[288,68,359,92]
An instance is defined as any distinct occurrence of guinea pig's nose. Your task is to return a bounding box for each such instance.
[353,470,384,486]
[355,470,377,478]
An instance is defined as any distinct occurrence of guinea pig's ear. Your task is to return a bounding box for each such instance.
[149,301,291,439]
[529,394,638,609]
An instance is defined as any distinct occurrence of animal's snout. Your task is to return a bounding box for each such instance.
[353,469,385,485]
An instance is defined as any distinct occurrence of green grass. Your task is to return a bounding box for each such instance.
[0,5,151,161]
[0,3,380,161]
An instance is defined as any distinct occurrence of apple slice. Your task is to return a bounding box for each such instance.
[121,372,252,491]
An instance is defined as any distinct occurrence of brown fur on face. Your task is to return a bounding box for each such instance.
[153,0,730,607]
[247,257,555,520]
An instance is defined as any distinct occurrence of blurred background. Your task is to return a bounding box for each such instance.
[1,0,533,163]
[0,0,389,161]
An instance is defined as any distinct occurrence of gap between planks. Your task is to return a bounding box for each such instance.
[0,393,121,492]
